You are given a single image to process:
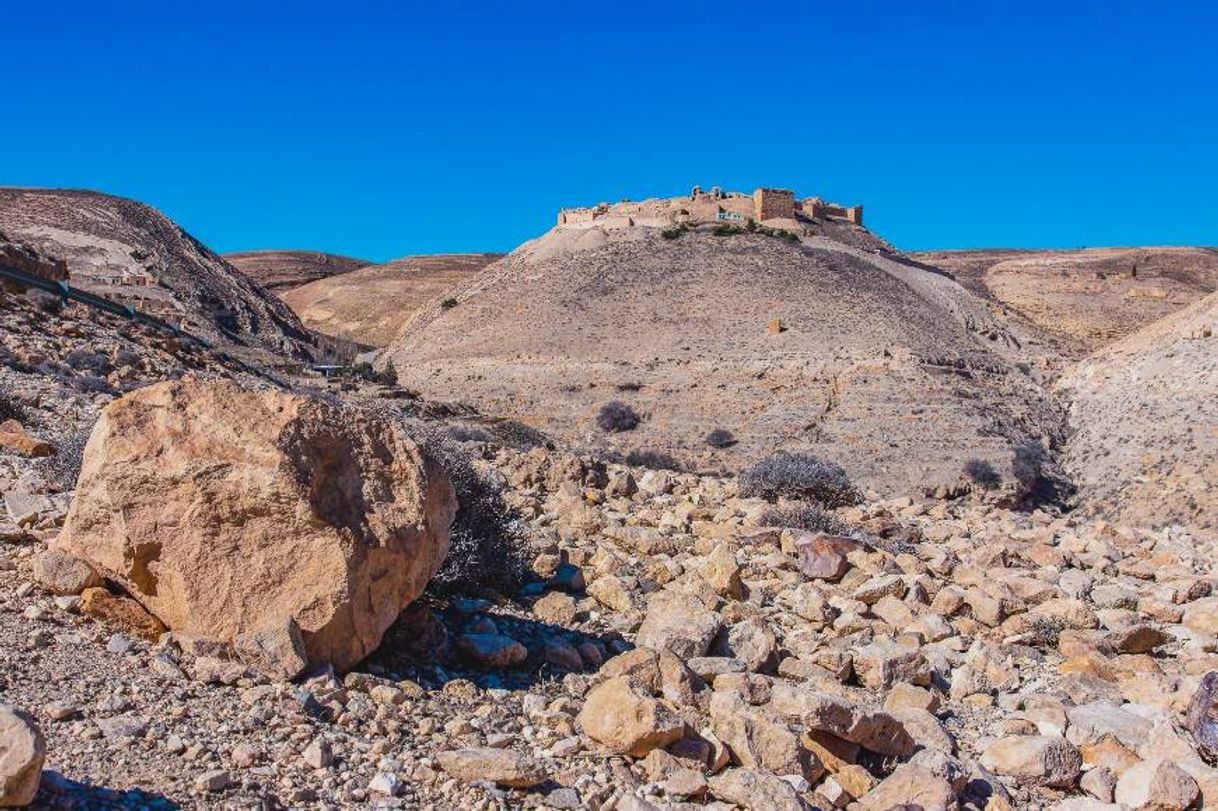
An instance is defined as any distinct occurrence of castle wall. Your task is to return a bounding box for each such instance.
[754,188,796,221]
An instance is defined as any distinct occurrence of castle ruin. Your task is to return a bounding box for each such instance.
[556,186,863,230]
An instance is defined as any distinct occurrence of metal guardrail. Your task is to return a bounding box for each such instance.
[0,263,213,348]
[0,263,299,389]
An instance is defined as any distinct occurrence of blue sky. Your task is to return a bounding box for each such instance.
[3,1,1215,261]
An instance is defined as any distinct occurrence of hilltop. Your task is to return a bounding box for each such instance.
[282,253,502,347]
[224,249,371,293]
[0,188,315,359]
[384,188,1062,502]
[916,247,1218,354]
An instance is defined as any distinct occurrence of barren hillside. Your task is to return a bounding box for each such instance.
[224,249,371,293]
[916,247,1218,353]
[0,188,315,358]
[282,253,501,347]
[1058,289,1218,533]
[385,218,1063,500]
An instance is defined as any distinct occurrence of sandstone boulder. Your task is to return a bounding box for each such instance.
[577,676,684,757]
[435,748,548,788]
[0,704,44,806]
[635,590,722,660]
[55,378,456,674]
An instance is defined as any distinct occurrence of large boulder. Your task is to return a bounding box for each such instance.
[55,378,456,674]
[0,704,44,806]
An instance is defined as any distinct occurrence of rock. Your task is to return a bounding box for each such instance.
[302,738,333,769]
[714,618,777,673]
[699,545,744,599]
[1186,670,1218,761]
[30,549,102,596]
[193,769,231,792]
[635,590,722,660]
[576,676,684,757]
[55,378,456,672]
[533,591,578,625]
[232,616,307,681]
[456,633,527,669]
[1081,766,1117,802]
[1107,624,1171,654]
[709,691,819,781]
[550,562,585,592]
[795,533,862,581]
[707,767,807,811]
[368,772,401,796]
[588,575,636,613]
[435,748,549,788]
[80,587,167,641]
[0,704,44,806]
[0,420,52,458]
[857,763,955,811]
[979,735,1081,788]
[1066,701,1153,749]
[852,639,931,689]
[1114,760,1199,810]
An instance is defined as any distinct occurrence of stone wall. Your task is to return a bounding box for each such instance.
[753,188,796,221]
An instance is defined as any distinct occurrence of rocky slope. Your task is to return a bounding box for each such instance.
[384,220,1062,501]
[282,253,502,347]
[0,188,315,359]
[224,250,371,293]
[1057,289,1218,534]
[4,426,1218,809]
[916,247,1218,354]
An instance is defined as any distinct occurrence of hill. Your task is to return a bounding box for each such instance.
[1058,288,1218,532]
[224,249,371,293]
[916,247,1218,353]
[0,188,315,358]
[384,190,1063,500]
[281,253,501,347]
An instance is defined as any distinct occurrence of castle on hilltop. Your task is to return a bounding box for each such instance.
[556,186,863,230]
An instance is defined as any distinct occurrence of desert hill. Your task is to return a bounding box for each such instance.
[384,192,1063,500]
[282,253,502,347]
[916,247,1218,353]
[0,188,315,358]
[224,249,371,293]
[1058,288,1218,532]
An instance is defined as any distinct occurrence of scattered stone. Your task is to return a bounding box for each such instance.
[0,704,44,806]
[435,748,549,788]
[576,676,684,757]
[980,735,1082,788]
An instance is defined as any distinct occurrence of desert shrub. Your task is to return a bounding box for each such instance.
[660,225,689,240]
[440,297,459,310]
[705,428,736,448]
[964,458,1002,490]
[713,223,746,237]
[739,450,861,508]
[425,437,530,598]
[624,448,682,471]
[113,347,142,369]
[71,375,114,394]
[43,424,93,488]
[615,381,643,392]
[0,385,27,423]
[758,502,847,534]
[596,401,641,433]
[65,348,111,376]
[490,419,552,451]
[447,424,494,444]
[378,361,398,387]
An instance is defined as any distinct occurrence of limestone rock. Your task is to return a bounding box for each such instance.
[55,378,456,672]
[635,590,722,660]
[232,617,308,682]
[1114,760,1200,810]
[707,767,806,811]
[857,763,955,811]
[588,575,636,613]
[979,735,1081,788]
[435,748,548,788]
[456,633,527,669]
[0,705,44,807]
[30,549,102,596]
[0,420,51,458]
[577,676,684,757]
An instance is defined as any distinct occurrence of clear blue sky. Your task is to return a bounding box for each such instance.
[4,1,1215,261]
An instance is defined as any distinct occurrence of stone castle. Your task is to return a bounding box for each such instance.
[557,186,863,230]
